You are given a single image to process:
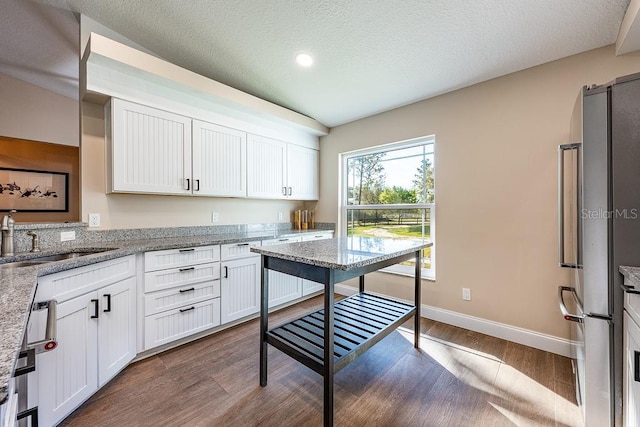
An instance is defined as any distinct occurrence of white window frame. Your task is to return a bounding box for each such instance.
[339,136,436,280]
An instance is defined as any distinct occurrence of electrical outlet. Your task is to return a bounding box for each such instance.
[88,213,100,227]
[278,212,283,221]
[211,212,219,223]
[60,231,76,242]
[462,288,471,301]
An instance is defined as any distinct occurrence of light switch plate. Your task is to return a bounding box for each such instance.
[211,212,219,223]
[60,231,76,242]
[88,213,100,227]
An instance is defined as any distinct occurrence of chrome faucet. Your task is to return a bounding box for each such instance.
[1,210,16,257]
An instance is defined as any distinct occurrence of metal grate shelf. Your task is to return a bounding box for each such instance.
[266,292,415,374]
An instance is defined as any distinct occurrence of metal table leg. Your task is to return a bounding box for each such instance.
[323,269,335,426]
[260,256,269,387]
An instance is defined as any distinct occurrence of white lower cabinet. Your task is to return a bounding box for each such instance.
[27,256,136,427]
[98,277,137,386]
[145,299,221,349]
[220,255,261,323]
[143,245,221,350]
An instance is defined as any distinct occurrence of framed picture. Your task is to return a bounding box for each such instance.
[0,167,69,212]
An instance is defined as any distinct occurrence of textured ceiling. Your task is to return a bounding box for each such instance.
[4,0,633,127]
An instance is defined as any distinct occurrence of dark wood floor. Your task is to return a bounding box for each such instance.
[62,296,581,426]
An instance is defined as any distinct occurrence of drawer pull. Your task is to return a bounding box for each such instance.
[180,306,195,313]
[179,267,195,272]
[103,293,111,312]
[179,287,195,293]
[635,351,640,382]
[90,299,99,319]
[224,266,228,278]
[278,238,290,242]
[237,243,250,246]
[179,248,195,253]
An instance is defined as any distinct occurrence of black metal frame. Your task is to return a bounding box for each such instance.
[259,250,421,426]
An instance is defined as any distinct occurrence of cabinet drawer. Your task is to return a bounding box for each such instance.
[262,236,302,246]
[145,281,220,315]
[144,298,221,350]
[144,245,220,272]
[301,232,333,241]
[37,256,136,303]
[144,262,220,293]
[220,241,261,261]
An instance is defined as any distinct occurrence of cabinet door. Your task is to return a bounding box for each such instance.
[33,293,99,427]
[625,311,640,427]
[192,120,247,197]
[247,134,286,199]
[98,277,137,387]
[110,98,192,195]
[287,144,319,200]
[220,256,261,323]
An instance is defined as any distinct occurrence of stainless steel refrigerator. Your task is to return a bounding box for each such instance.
[558,73,640,426]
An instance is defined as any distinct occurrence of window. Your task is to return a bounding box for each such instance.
[340,136,435,279]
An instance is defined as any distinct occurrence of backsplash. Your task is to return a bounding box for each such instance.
[9,222,335,253]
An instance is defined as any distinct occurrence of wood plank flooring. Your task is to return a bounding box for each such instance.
[61,296,581,426]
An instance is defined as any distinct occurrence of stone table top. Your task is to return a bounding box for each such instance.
[251,236,432,270]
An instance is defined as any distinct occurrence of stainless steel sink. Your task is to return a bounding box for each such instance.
[0,249,113,269]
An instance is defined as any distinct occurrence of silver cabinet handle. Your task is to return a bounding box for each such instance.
[28,299,58,353]
[558,143,582,268]
[288,187,292,196]
[558,286,584,323]
[282,187,287,196]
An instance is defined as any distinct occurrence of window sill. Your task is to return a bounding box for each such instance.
[378,267,436,282]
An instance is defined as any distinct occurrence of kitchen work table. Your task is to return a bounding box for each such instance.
[251,237,433,426]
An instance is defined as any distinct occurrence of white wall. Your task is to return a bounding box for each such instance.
[0,73,79,146]
[315,45,640,341]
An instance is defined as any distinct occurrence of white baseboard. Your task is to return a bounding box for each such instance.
[335,284,575,358]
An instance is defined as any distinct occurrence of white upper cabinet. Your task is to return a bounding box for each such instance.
[108,98,318,199]
[287,143,319,200]
[108,98,192,195]
[247,134,287,199]
[247,133,319,200]
[192,120,247,197]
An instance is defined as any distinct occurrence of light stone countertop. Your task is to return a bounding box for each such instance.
[251,236,432,270]
[0,227,333,404]
[620,266,640,292]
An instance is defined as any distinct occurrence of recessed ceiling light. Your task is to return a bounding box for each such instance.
[295,53,314,67]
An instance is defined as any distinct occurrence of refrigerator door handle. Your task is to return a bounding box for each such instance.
[558,143,582,269]
[558,285,585,323]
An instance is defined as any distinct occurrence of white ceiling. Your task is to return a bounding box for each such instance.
[1,0,633,127]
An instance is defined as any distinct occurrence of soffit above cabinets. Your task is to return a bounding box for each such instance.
[83,33,329,137]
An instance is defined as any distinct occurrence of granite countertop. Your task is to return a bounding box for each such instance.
[251,236,432,270]
[620,266,640,292]
[0,227,333,404]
